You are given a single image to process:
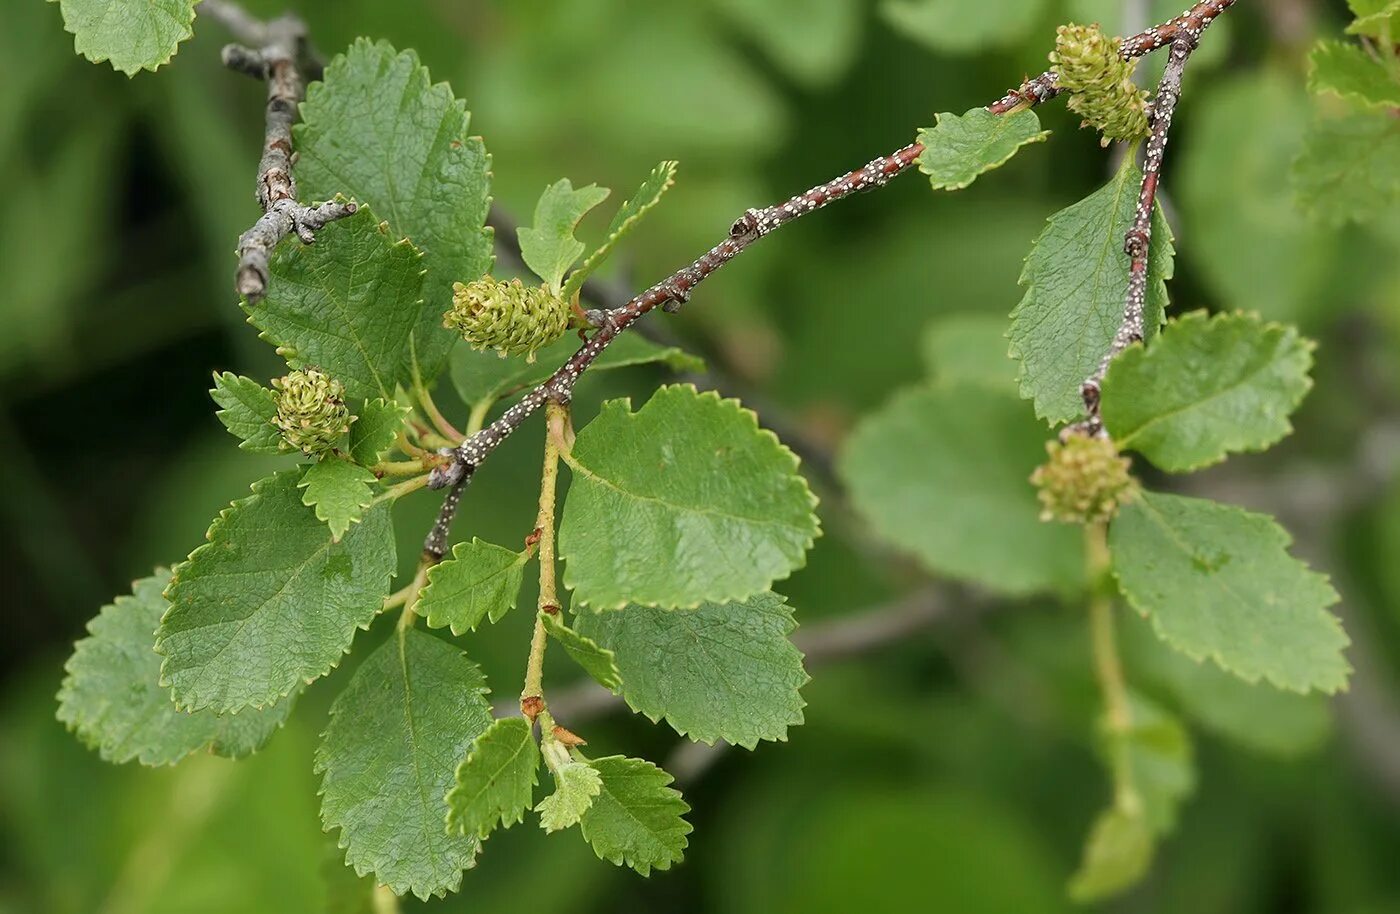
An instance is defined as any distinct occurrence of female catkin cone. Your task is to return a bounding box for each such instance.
[1031,434,1137,524]
[271,368,351,456]
[1051,23,1150,146]
[445,277,571,362]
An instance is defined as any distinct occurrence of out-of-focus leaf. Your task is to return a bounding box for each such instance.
[1294,110,1400,226]
[1178,72,1336,323]
[709,0,862,86]
[922,313,1018,394]
[840,383,1083,595]
[1309,41,1400,108]
[881,0,1046,54]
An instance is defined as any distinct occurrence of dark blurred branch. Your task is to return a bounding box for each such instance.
[198,0,356,302]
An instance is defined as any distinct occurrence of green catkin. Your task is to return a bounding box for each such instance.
[1051,23,1150,146]
[271,368,352,457]
[445,277,571,362]
[1031,433,1138,524]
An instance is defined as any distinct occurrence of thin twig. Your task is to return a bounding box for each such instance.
[201,0,356,301]
[1081,29,1210,428]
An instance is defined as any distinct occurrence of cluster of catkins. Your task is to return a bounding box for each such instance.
[446,277,571,362]
[1031,433,1138,524]
[1051,23,1150,146]
[271,368,352,457]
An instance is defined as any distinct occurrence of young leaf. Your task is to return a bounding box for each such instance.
[1307,40,1400,109]
[294,39,492,380]
[1009,158,1175,424]
[51,0,196,75]
[839,384,1083,595]
[1293,110,1400,226]
[444,717,540,839]
[348,398,410,467]
[518,179,612,293]
[449,332,703,409]
[298,457,377,541]
[57,569,295,766]
[157,470,397,713]
[251,207,427,401]
[561,161,678,302]
[1110,491,1350,694]
[541,612,623,692]
[1068,806,1153,903]
[574,593,807,747]
[318,630,491,900]
[418,538,528,635]
[578,755,691,875]
[210,372,282,454]
[536,761,603,833]
[916,108,1049,191]
[922,313,1018,394]
[559,385,820,610]
[1100,311,1314,472]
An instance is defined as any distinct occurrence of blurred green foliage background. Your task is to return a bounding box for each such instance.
[2,1,1398,911]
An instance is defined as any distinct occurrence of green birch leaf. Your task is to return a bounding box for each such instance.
[156,470,397,713]
[916,108,1049,191]
[1121,611,1331,757]
[294,39,493,380]
[444,716,540,839]
[1293,110,1400,226]
[1308,40,1400,108]
[418,538,528,635]
[574,592,806,748]
[1068,806,1154,903]
[318,629,491,900]
[51,0,196,75]
[561,161,678,302]
[348,398,410,467]
[536,761,603,833]
[840,384,1083,595]
[1347,0,1400,37]
[541,613,623,692]
[579,755,691,875]
[251,207,427,401]
[298,457,377,542]
[1100,311,1314,472]
[209,372,282,455]
[879,0,1044,53]
[57,569,296,766]
[1109,491,1350,694]
[449,332,703,408]
[559,385,820,610]
[1009,158,1175,425]
[922,313,1018,394]
[518,179,612,293]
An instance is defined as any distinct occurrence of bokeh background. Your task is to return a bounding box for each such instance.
[3,1,1399,911]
